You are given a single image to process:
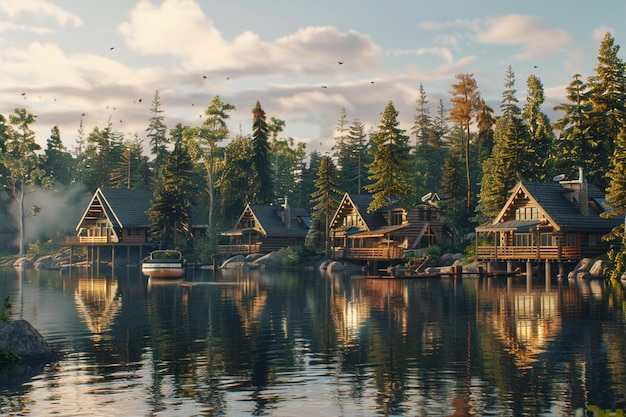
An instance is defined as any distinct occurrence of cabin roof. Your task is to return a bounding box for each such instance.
[332,194,388,231]
[224,204,309,238]
[483,181,621,233]
[76,187,208,230]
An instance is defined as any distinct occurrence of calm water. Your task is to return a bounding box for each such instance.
[0,265,625,416]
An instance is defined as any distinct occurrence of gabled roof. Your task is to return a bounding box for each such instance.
[483,181,621,233]
[76,187,208,231]
[331,194,387,231]
[227,204,309,238]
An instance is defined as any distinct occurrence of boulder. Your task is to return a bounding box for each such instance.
[253,251,283,268]
[589,259,604,278]
[326,261,344,272]
[220,255,246,269]
[34,256,55,270]
[13,258,33,269]
[0,320,57,362]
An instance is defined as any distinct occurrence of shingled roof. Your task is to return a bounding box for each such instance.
[77,187,208,231]
[246,205,309,238]
[480,181,622,233]
[332,194,388,231]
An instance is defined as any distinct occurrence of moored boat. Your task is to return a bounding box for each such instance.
[141,250,185,279]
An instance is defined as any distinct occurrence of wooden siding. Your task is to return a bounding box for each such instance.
[332,247,404,260]
[217,243,262,255]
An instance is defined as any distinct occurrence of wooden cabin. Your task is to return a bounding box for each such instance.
[475,169,622,276]
[65,187,209,265]
[218,201,310,255]
[329,193,444,261]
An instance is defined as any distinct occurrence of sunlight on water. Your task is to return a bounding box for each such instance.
[1,267,626,416]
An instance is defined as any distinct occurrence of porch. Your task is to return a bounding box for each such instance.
[332,246,404,261]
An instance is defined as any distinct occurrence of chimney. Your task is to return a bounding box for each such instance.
[283,196,291,229]
[578,167,588,216]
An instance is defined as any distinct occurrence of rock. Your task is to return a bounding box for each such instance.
[245,253,265,262]
[253,251,283,268]
[34,256,55,269]
[13,258,33,269]
[327,261,344,272]
[0,320,57,362]
[589,259,604,277]
[220,255,246,269]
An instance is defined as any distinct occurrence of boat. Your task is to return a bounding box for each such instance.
[141,250,186,279]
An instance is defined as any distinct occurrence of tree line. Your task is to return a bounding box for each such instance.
[1,32,625,262]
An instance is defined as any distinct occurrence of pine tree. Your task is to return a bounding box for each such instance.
[365,101,415,213]
[148,135,195,249]
[522,75,555,180]
[311,155,342,255]
[43,125,75,185]
[252,101,273,204]
[603,126,626,242]
[146,90,168,180]
[586,32,626,189]
[552,74,593,179]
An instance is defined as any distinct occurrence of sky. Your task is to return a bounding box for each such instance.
[0,0,624,157]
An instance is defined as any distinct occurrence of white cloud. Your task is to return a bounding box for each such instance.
[0,0,83,27]
[118,0,380,74]
[0,21,53,34]
[474,15,572,61]
[592,26,614,45]
[388,47,454,64]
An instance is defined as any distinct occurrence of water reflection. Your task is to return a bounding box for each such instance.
[0,267,625,416]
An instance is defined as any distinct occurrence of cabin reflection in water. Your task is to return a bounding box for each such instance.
[74,277,122,341]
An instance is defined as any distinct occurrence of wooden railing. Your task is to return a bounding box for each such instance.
[332,247,404,260]
[65,236,111,244]
[476,246,582,261]
[217,243,263,255]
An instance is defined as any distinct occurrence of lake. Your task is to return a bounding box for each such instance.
[0,265,625,416]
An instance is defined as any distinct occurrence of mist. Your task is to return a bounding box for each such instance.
[9,184,92,249]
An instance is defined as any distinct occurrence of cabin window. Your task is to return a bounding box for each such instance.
[515,233,532,246]
[343,214,361,228]
[418,209,432,221]
[515,207,539,220]
[565,234,578,246]
[389,211,405,225]
[540,234,553,246]
[589,234,599,246]
[241,218,255,229]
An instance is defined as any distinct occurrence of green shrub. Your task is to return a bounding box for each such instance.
[280,245,321,266]
[0,297,11,323]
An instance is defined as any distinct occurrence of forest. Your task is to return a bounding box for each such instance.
[1,32,625,273]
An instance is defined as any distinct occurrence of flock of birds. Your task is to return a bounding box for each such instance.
[13,47,378,140]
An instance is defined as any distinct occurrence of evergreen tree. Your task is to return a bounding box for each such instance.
[603,125,626,243]
[146,90,169,180]
[148,135,195,249]
[449,73,481,213]
[365,101,415,213]
[311,155,342,255]
[586,32,626,189]
[553,74,593,179]
[43,125,75,185]
[251,100,273,204]
[522,75,556,180]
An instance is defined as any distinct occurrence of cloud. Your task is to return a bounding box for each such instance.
[419,15,572,62]
[388,47,454,64]
[118,0,380,74]
[0,0,83,27]
[473,15,572,61]
[0,21,53,34]
[592,26,614,45]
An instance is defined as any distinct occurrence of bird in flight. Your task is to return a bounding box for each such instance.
[321,85,327,88]
[338,61,344,65]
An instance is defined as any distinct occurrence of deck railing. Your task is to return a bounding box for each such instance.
[332,247,404,260]
[476,245,582,261]
[65,236,111,244]
[217,243,263,255]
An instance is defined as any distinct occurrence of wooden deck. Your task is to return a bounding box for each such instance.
[332,247,404,260]
[475,245,604,262]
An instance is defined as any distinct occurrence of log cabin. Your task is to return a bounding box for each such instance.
[475,169,622,277]
[65,187,208,266]
[217,200,310,255]
[329,193,444,263]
